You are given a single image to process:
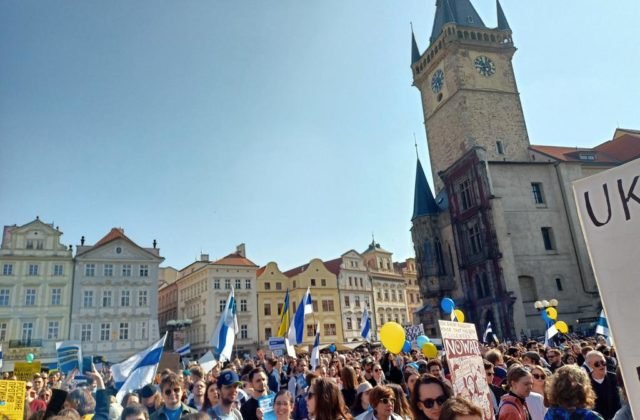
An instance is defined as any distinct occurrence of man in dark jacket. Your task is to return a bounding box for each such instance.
[586,351,621,420]
[150,373,198,420]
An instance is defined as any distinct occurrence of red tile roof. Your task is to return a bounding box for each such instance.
[529,145,619,163]
[283,263,310,278]
[93,228,132,248]
[212,253,258,267]
[594,133,640,163]
[256,266,266,278]
[323,258,343,275]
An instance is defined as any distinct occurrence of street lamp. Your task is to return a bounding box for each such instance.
[165,318,193,351]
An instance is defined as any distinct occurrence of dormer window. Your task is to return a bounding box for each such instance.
[579,152,596,161]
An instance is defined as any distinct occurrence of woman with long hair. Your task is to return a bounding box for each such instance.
[544,365,603,420]
[201,381,219,413]
[357,386,404,420]
[387,383,412,420]
[351,382,373,417]
[402,368,419,400]
[498,365,533,420]
[306,377,352,420]
[274,390,295,420]
[341,366,359,408]
[410,374,453,420]
[528,366,550,420]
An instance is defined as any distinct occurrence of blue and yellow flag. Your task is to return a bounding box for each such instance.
[277,289,290,337]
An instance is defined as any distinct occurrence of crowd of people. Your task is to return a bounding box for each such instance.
[6,336,633,420]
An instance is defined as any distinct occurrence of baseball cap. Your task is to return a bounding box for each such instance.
[217,370,242,387]
[356,382,373,396]
[523,351,541,364]
[139,384,158,399]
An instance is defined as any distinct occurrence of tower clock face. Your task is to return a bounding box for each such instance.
[474,56,495,77]
[431,69,444,93]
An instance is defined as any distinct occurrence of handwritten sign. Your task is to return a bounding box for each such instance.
[0,380,26,419]
[14,362,41,382]
[439,321,492,420]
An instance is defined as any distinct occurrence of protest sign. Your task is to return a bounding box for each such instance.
[56,341,82,374]
[14,362,41,382]
[439,321,492,420]
[573,158,640,419]
[0,380,26,419]
[258,393,276,420]
[403,324,424,343]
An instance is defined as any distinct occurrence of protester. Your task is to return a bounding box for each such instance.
[306,377,352,420]
[288,359,309,398]
[368,363,386,387]
[386,383,412,420]
[341,366,359,408]
[483,360,505,417]
[356,385,402,420]
[202,381,219,413]
[208,370,243,420]
[187,380,206,411]
[439,397,484,420]
[612,367,631,420]
[149,372,197,419]
[120,404,149,420]
[241,368,272,420]
[351,381,373,417]
[546,349,564,373]
[585,351,621,420]
[544,365,603,420]
[410,375,452,420]
[266,358,281,394]
[402,368,419,399]
[121,393,140,408]
[139,385,161,416]
[274,390,295,420]
[527,366,549,420]
[498,365,532,420]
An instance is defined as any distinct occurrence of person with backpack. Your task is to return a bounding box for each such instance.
[498,365,532,420]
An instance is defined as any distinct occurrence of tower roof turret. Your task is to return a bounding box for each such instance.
[412,158,440,220]
[411,29,421,64]
[496,0,511,31]
[430,0,487,44]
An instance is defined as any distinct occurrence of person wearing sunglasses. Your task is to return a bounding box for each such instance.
[355,385,404,420]
[586,351,621,420]
[439,397,484,420]
[148,372,197,420]
[306,377,352,420]
[498,365,532,420]
[410,374,453,420]
[208,370,243,420]
[527,366,549,420]
[368,364,386,387]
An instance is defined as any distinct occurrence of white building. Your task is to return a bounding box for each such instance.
[0,218,73,370]
[71,228,163,362]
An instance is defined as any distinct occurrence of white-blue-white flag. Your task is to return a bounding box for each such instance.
[544,322,558,348]
[310,323,320,371]
[176,343,191,357]
[114,333,167,403]
[198,351,218,374]
[360,307,371,341]
[210,288,238,362]
[483,322,493,343]
[288,288,313,345]
[0,344,3,369]
[595,310,613,345]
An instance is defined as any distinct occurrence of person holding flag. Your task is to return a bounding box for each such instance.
[211,288,238,362]
[310,323,321,371]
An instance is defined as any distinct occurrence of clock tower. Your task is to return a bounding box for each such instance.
[412,0,530,189]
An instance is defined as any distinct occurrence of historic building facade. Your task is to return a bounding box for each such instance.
[395,258,421,325]
[256,261,291,346]
[408,1,638,338]
[71,228,163,362]
[0,218,73,370]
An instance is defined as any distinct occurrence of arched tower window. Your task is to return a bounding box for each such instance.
[555,277,563,291]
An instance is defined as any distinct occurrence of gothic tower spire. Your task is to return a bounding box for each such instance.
[412,158,440,220]
[496,0,511,31]
[430,0,486,44]
[411,26,421,65]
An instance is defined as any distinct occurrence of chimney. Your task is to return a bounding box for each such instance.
[236,243,246,258]
[81,236,85,246]
[200,254,209,262]
[153,239,157,249]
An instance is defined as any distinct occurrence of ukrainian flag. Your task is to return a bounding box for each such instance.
[277,289,290,337]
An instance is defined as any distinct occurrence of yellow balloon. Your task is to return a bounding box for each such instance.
[546,307,558,320]
[380,322,406,354]
[454,309,465,323]
[422,342,438,359]
[555,321,568,334]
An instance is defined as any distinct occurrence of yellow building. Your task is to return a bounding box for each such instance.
[256,262,291,346]
[395,258,421,325]
[283,259,344,346]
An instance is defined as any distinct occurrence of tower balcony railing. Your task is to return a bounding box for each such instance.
[9,339,43,348]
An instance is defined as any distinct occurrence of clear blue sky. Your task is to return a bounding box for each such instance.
[1,1,638,271]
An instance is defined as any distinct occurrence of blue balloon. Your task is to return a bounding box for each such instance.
[402,340,411,353]
[441,298,456,314]
[416,335,430,348]
[329,344,336,353]
[541,310,550,322]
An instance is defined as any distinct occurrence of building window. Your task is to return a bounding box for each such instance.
[310,279,316,287]
[346,317,353,330]
[531,183,545,204]
[225,279,231,290]
[26,239,34,249]
[468,222,483,254]
[138,290,148,306]
[219,300,226,312]
[240,299,247,312]
[384,290,389,301]
[235,279,241,289]
[323,323,337,336]
[0,289,10,306]
[348,277,353,287]
[292,281,296,288]
[265,327,272,339]
[22,322,34,341]
[81,324,92,342]
[399,292,404,302]
[344,296,350,307]
[48,321,60,340]
[277,303,284,315]
[306,324,315,337]
[264,303,271,316]
[83,290,93,308]
[355,296,361,307]
[357,317,362,327]
[555,278,563,291]
[264,282,271,291]
[0,322,7,341]
[214,279,220,289]
[28,264,39,276]
[322,300,334,312]
[121,290,130,307]
[51,288,62,306]
[119,322,129,340]
[102,290,112,307]
[364,297,369,307]
[100,323,111,341]
[104,264,113,277]
[321,279,326,287]
[312,301,318,312]
[541,227,555,250]
[141,322,148,340]
[240,325,248,339]
[85,264,95,277]
[496,141,504,155]
[359,278,364,287]
[459,178,474,210]
[2,264,12,276]
[53,264,63,276]
[377,290,382,299]
[122,264,132,277]
[391,290,397,301]
[139,265,149,277]
[275,282,282,290]
[25,288,37,306]
[245,279,251,289]
[410,294,414,303]
[36,239,44,249]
